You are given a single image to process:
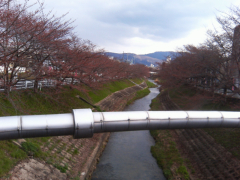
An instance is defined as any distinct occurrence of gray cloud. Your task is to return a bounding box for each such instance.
[18,0,240,53]
[87,0,219,41]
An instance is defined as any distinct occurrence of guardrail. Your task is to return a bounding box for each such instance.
[1,109,240,140]
[0,78,79,92]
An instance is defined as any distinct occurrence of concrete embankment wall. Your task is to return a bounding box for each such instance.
[96,82,147,111]
[9,81,147,180]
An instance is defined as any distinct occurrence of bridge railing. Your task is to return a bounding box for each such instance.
[1,109,240,140]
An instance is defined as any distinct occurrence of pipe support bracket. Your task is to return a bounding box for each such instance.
[73,109,94,138]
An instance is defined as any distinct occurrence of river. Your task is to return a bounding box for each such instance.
[91,83,166,180]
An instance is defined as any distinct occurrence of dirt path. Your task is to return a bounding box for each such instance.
[160,91,240,180]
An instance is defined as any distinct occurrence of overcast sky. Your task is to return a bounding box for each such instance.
[25,0,240,54]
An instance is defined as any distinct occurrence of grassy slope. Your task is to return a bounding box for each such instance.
[150,86,240,179]
[0,78,142,116]
[169,87,240,159]
[88,79,139,104]
[168,86,240,161]
[0,78,143,178]
[146,80,157,88]
[126,80,155,105]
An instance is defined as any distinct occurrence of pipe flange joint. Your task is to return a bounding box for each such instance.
[72,109,94,139]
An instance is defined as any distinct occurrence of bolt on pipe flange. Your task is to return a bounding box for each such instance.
[72,109,94,138]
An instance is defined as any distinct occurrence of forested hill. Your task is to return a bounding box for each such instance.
[105,51,175,66]
[142,51,174,60]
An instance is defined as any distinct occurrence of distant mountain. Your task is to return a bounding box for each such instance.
[105,51,175,66]
[143,51,175,60]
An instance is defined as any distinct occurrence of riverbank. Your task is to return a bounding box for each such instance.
[150,92,191,180]
[150,87,240,179]
[0,79,154,179]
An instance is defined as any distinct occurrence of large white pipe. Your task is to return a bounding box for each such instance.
[1,109,240,140]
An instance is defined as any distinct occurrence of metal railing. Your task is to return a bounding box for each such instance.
[0,78,78,92]
[1,109,240,140]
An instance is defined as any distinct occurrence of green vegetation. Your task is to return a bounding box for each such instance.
[204,128,240,158]
[126,79,159,105]
[168,86,198,110]
[0,78,145,178]
[127,88,150,105]
[73,148,79,155]
[150,93,162,110]
[176,166,190,180]
[151,85,240,179]
[150,130,190,180]
[168,85,240,161]
[54,163,68,173]
[87,78,141,103]
[146,80,157,88]
[168,85,232,111]
[149,92,191,180]
[0,141,27,177]
[130,78,143,84]
[0,88,91,116]
[0,79,141,116]
[21,142,41,156]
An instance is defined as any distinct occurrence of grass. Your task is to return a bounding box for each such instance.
[127,88,150,105]
[150,130,190,180]
[73,148,79,155]
[150,85,240,179]
[176,166,190,180]
[204,128,240,159]
[167,85,240,161]
[56,144,67,154]
[0,88,92,116]
[21,141,41,156]
[168,86,199,110]
[54,163,68,173]
[0,79,142,116]
[0,78,144,178]
[146,80,157,88]
[88,79,141,103]
[168,85,232,111]
[0,140,27,177]
[150,93,162,110]
[130,78,143,84]
[149,92,191,180]
[200,100,231,110]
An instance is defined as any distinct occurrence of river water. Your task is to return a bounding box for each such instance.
[91,84,166,180]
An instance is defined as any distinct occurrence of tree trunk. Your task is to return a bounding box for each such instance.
[223,85,227,95]
[34,79,39,93]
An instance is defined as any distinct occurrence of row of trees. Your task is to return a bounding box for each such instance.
[0,0,149,94]
[158,6,240,96]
